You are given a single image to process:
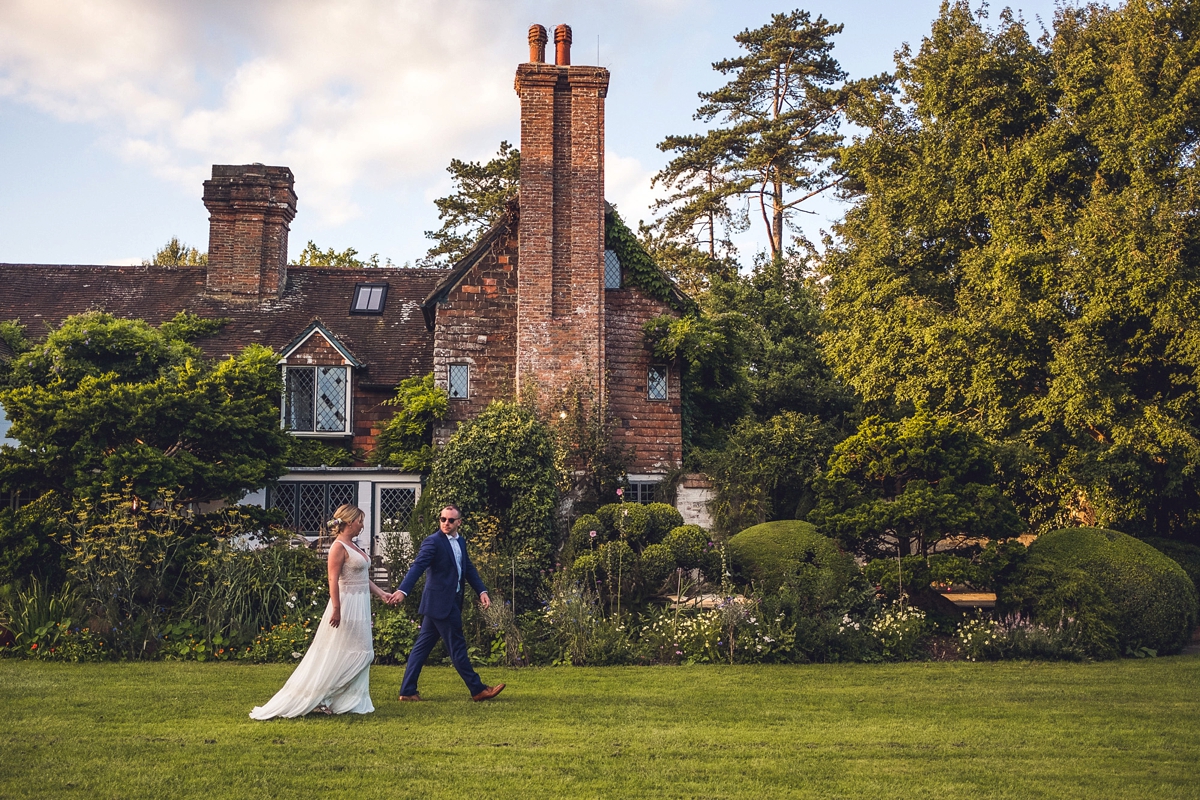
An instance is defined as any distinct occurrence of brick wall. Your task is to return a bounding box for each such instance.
[605,288,683,473]
[514,61,609,411]
[431,225,520,445]
[203,165,296,299]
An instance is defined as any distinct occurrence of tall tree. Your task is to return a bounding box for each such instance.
[292,241,394,268]
[654,10,856,260]
[143,236,207,267]
[423,141,520,266]
[824,0,1200,538]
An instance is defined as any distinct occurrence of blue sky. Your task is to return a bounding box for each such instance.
[0,0,1070,267]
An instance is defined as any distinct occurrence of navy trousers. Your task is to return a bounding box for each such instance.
[399,595,485,697]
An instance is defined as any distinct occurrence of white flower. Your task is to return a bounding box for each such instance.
[291,652,302,659]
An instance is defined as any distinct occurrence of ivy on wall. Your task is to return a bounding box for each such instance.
[605,207,692,313]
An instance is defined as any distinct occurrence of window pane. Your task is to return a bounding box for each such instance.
[269,484,297,529]
[353,287,372,311]
[327,483,358,514]
[604,249,622,289]
[449,365,469,399]
[315,367,348,432]
[285,369,315,431]
[298,483,325,535]
[380,487,417,533]
[648,366,668,401]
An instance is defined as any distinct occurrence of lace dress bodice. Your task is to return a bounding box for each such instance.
[338,542,371,595]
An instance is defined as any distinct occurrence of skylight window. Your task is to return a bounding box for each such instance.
[351,283,388,314]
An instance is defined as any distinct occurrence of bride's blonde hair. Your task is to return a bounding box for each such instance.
[322,504,365,545]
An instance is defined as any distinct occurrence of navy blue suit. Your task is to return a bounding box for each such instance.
[396,530,487,696]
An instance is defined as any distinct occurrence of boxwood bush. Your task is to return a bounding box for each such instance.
[1013,528,1198,656]
[727,521,855,597]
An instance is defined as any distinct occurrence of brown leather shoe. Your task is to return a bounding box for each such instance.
[397,693,422,702]
[471,683,505,702]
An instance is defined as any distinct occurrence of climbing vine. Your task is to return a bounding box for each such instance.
[605,208,691,312]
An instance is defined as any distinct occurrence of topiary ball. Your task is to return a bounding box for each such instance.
[596,502,651,548]
[665,525,711,571]
[727,520,855,596]
[644,503,684,545]
[1029,528,1200,655]
[569,514,605,553]
[639,542,675,594]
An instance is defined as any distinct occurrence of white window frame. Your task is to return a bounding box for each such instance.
[281,365,353,437]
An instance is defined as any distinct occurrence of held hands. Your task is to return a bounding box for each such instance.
[385,590,406,605]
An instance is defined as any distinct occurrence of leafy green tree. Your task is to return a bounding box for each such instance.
[292,241,394,268]
[824,0,1200,538]
[423,141,520,266]
[143,236,207,267]
[655,10,858,259]
[371,373,448,472]
[0,312,290,504]
[420,401,559,610]
[810,410,1024,558]
[706,411,834,536]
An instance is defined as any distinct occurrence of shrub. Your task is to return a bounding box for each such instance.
[727,520,855,595]
[240,614,318,663]
[1142,538,1200,596]
[1021,527,1199,655]
[665,525,712,572]
[597,503,651,547]
[569,514,604,554]
[373,604,419,665]
[957,614,1092,662]
[644,503,684,545]
[869,600,930,661]
[997,558,1120,659]
[639,543,676,594]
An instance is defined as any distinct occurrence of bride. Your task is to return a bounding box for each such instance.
[250,504,393,719]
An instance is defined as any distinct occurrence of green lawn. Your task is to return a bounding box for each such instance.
[2,657,1198,799]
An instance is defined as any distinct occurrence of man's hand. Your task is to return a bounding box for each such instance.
[479,591,491,610]
[388,590,406,605]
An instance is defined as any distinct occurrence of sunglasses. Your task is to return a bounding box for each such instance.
[440,516,461,523]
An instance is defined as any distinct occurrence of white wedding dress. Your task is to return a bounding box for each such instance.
[250,540,375,719]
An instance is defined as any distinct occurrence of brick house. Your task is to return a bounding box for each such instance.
[0,24,711,554]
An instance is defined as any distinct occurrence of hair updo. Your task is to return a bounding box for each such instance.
[326,504,365,534]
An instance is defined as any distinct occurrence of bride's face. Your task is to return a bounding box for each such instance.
[347,517,364,537]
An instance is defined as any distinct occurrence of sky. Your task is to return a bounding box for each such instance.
[0,0,1071,267]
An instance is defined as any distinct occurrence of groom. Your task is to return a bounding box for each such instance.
[388,504,505,702]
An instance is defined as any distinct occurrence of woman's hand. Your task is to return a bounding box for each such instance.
[330,606,341,628]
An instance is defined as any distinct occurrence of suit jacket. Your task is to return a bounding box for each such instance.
[397,530,487,619]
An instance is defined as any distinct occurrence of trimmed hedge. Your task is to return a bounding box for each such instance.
[727,521,855,596]
[1024,528,1199,656]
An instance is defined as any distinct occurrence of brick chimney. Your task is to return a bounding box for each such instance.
[514,25,610,406]
[203,164,297,299]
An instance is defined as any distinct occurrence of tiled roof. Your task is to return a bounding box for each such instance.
[0,263,447,388]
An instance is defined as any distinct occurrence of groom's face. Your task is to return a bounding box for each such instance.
[439,508,462,534]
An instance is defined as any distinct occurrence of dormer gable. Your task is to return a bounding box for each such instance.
[278,321,362,437]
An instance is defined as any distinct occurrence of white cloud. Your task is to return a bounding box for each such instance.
[0,0,526,225]
[605,151,660,229]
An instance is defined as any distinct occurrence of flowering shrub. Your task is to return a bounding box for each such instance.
[160,618,237,661]
[10,622,110,662]
[869,600,930,661]
[240,613,318,663]
[957,613,1093,662]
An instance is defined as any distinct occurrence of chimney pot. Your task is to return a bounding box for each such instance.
[528,24,548,63]
[554,24,572,66]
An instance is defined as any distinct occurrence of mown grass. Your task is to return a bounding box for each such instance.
[2,657,1198,799]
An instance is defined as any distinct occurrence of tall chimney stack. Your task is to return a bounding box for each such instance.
[202,164,297,299]
[528,24,547,63]
[513,25,609,407]
[554,24,572,65]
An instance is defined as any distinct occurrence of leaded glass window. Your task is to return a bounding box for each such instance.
[268,482,358,536]
[379,487,417,533]
[628,481,660,504]
[449,364,469,400]
[284,366,349,433]
[648,365,668,401]
[604,249,622,289]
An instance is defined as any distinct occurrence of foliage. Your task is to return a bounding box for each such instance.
[423,401,559,610]
[423,141,519,266]
[372,373,448,472]
[0,577,79,652]
[239,613,318,664]
[143,236,207,267]
[1141,537,1200,596]
[552,382,630,515]
[810,410,1024,557]
[655,10,861,259]
[285,438,358,468]
[868,600,930,661]
[706,411,833,535]
[635,221,737,300]
[726,520,855,596]
[605,207,686,309]
[0,312,290,503]
[372,603,420,665]
[825,0,1200,537]
[0,492,67,587]
[997,557,1120,660]
[638,543,676,593]
[957,614,1093,662]
[292,241,394,268]
[1018,527,1200,656]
